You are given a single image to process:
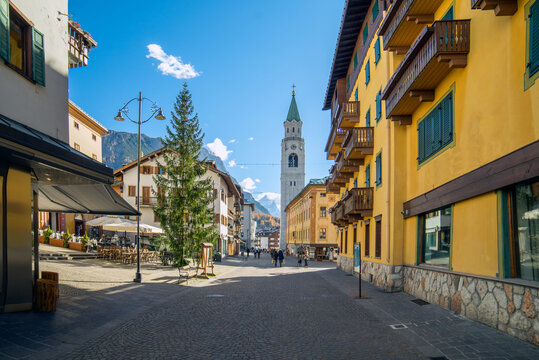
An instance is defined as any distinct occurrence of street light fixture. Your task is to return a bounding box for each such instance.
[114,92,165,283]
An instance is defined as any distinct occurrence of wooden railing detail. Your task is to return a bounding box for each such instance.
[381,0,414,48]
[344,188,374,215]
[344,127,374,159]
[383,20,470,117]
[68,20,97,69]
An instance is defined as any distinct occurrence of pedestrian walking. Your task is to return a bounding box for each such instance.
[258,250,261,259]
[303,254,308,268]
[278,249,284,267]
[273,250,278,267]
[246,247,250,258]
[297,255,302,267]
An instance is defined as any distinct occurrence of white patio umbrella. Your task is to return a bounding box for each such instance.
[86,216,163,234]
[85,216,129,227]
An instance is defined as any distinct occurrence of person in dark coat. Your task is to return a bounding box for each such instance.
[278,250,284,267]
[246,247,250,258]
[273,250,279,267]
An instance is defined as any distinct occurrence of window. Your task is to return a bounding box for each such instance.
[347,75,350,91]
[92,134,97,141]
[340,230,343,251]
[363,25,368,44]
[74,142,80,151]
[375,153,382,186]
[420,206,451,267]
[374,37,381,64]
[92,153,97,160]
[345,229,348,254]
[527,1,539,80]
[417,92,453,164]
[154,212,159,223]
[292,127,295,133]
[287,128,289,133]
[375,218,382,258]
[365,60,370,85]
[353,52,358,69]
[320,207,326,217]
[320,228,326,239]
[365,163,370,187]
[288,153,298,168]
[141,166,153,175]
[74,121,79,130]
[355,88,358,101]
[372,0,379,22]
[320,193,326,197]
[365,222,370,256]
[0,2,45,85]
[128,186,136,197]
[375,90,382,121]
[366,108,371,127]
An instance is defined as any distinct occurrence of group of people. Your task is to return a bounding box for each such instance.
[246,247,262,259]
[271,249,285,267]
[244,247,308,268]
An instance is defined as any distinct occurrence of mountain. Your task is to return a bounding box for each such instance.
[256,194,280,217]
[102,130,272,216]
[252,213,280,229]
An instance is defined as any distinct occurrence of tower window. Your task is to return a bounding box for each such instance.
[292,127,295,133]
[287,128,289,133]
[288,153,298,167]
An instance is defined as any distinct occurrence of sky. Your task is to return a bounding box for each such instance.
[68,0,344,208]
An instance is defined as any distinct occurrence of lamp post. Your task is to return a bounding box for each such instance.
[114,92,165,283]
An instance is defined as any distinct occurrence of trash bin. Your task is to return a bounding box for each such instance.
[36,279,58,312]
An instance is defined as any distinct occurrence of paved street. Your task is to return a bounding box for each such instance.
[1,254,538,359]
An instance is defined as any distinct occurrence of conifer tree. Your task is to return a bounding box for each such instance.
[153,83,216,266]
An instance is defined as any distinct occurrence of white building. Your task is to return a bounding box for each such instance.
[113,149,244,256]
[280,90,305,250]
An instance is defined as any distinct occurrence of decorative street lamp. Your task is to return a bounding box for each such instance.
[114,92,165,283]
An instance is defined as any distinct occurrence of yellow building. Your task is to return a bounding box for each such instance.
[324,0,538,344]
[286,178,339,260]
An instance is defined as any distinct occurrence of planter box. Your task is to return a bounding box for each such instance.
[49,238,64,248]
[38,236,44,244]
[68,242,83,251]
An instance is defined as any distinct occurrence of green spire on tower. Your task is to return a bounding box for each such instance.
[286,86,301,122]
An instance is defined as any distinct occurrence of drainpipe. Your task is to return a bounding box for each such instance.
[385,45,391,265]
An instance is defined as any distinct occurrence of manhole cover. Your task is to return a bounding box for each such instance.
[206,294,224,298]
[389,324,408,330]
[411,299,430,306]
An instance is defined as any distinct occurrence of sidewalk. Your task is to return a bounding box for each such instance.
[317,267,539,359]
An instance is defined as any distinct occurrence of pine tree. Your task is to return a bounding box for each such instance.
[153,83,216,266]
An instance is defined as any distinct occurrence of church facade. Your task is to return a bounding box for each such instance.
[280,91,305,250]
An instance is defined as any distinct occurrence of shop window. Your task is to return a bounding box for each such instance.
[320,207,326,217]
[375,217,382,258]
[418,92,453,164]
[509,180,539,281]
[128,186,136,197]
[419,206,452,267]
[365,222,370,257]
[320,228,326,239]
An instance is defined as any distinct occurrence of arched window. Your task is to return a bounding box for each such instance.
[288,153,298,168]
[292,127,295,133]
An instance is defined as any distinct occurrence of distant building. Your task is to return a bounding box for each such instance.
[285,178,339,261]
[242,203,255,248]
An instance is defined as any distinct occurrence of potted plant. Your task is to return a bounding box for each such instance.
[80,232,90,252]
[62,230,72,248]
[43,227,53,245]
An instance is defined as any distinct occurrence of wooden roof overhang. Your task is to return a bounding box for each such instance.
[323,0,371,110]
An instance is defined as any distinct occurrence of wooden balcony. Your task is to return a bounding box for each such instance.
[378,0,445,53]
[382,20,470,123]
[334,101,361,129]
[343,188,374,220]
[471,0,517,16]
[343,128,374,160]
[135,196,157,206]
[68,20,97,68]
[325,125,347,160]
[330,164,350,186]
[330,201,348,227]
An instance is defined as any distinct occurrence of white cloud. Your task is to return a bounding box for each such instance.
[146,44,200,79]
[240,177,257,192]
[239,165,246,169]
[207,138,232,161]
[228,160,237,168]
[248,137,254,141]
[255,179,261,183]
[256,192,281,210]
[228,139,237,144]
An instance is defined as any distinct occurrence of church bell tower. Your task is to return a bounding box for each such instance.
[280,87,305,250]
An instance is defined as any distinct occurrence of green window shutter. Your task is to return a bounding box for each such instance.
[374,38,381,64]
[424,114,433,158]
[530,2,539,76]
[32,28,45,86]
[0,0,9,62]
[418,120,425,163]
[354,52,358,69]
[347,75,350,91]
[365,164,370,187]
[375,153,381,185]
[441,6,453,21]
[432,106,442,152]
[363,26,368,44]
[376,91,381,120]
[366,108,371,127]
[354,178,358,188]
[355,88,358,101]
[441,94,453,146]
[365,60,370,85]
[372,0,379,22]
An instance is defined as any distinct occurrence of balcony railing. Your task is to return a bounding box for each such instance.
[378,0,444,53]
[135,196,157,206]
[330,201,347,227]
[335,101,360,129]
[330,165,349,185]
[325,125,347,160]
[343,188,374,219]
[68,20,97,68]
[471,0,517,16]
[382,20,470,121]
[343,128,374,160]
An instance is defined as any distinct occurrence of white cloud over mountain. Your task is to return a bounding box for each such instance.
[228,160,237,167]
[240,177,257,192]
[256,192,281,211]
[207,138,232,161]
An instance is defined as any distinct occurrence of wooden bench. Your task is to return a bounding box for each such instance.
[178,265,197,284]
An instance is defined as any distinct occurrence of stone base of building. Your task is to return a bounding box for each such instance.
[360,260,403,293]
[336,255,354,274]
[403,266,539,346]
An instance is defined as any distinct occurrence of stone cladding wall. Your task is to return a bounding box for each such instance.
[337,256,403,292]
[403,266,539,346]
[337,256,353,274]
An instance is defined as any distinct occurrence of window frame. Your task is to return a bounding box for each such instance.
[128,185,136,197]
[525,0,539,89]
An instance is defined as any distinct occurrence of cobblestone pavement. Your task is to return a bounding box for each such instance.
[1,254,538,359]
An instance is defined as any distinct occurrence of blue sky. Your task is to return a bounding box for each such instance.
[68,0,343,207]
